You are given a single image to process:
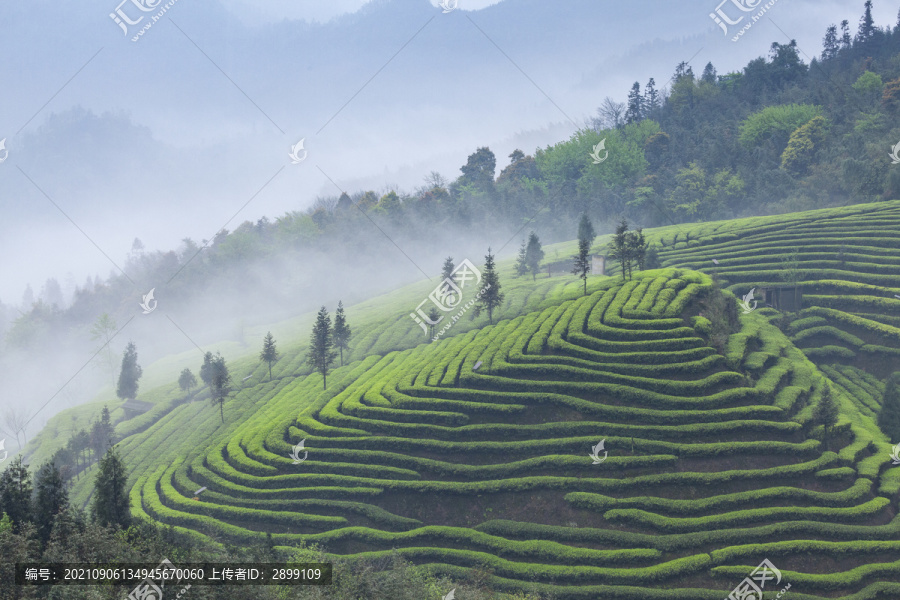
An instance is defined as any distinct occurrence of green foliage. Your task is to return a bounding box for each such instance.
[853,70,884,101]
[739,103,822,149]
[0,457,32,532]
[666,162,745,219]
[781,115,830,174]
[178,367,197,393]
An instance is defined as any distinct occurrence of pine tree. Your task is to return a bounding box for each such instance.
[91,445,131,530]
[32,460,69,546]
[0,456,32,532]
[627,228,649,272]
[644,78,660,112]
[209,352,232,423]
[441,257,455,281]
[572,238,591,296]
[116,341,142,401]
[259,332,279,380]
[178,368,197,395]
[625,82,643,124]
[608,218,632,281]
[307,306,337,390]
[474,248,504,324]
[199,351,214,392]
[856,0,875,43]
[427,307,441,338]
[878,372,900,441]
[514,240,528,277]
[333,302,352,367]
[701,62,717,84]
[525,231,545,281]
[813,383,840,442]
[840,20,852,48]
[822,24,840,59]
[578,213,596,249]
[89,407,114,458]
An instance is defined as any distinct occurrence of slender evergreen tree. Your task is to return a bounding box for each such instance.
[209,353,232,423]
[856,0,875,43]
[333,302,352,367]
[199,351,214,393]
[525,232,545,281]
[578,213,596,249]
[260,332,279,380]
[427,307,441,338]
[822,24,840,59]
[115,341,142,401]
[91,445,131,529]
[441,257,455,281]
[608,218,631,281]
[624,82,643,123]
[572,238,591,296]
[514,240,528,277]
[32,460,68,545]
[813,383,840,444]
[308,307,337,389]
[644,78,660,112]
[474,248,504,324]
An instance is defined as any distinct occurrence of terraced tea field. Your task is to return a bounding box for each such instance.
[55,201,900,598]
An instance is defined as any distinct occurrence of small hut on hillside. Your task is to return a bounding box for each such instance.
[122,399,153,420]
